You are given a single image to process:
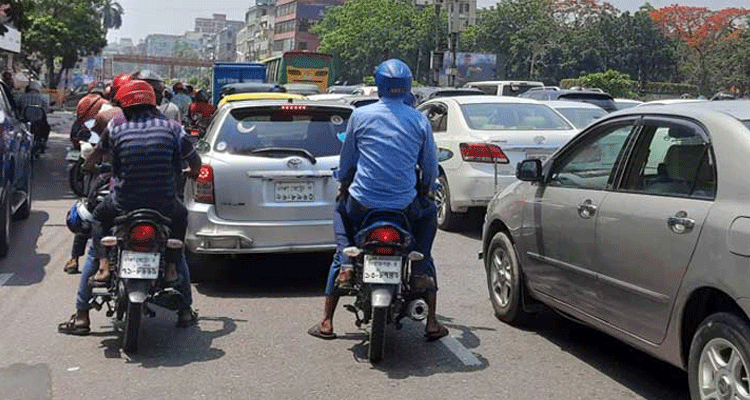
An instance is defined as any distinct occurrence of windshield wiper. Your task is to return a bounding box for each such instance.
[248,147,317,165]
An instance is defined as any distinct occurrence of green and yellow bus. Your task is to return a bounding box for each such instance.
[262,51,335,93]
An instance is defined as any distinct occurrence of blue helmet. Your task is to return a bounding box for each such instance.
[374,59,412,99]
[66,201,94,234]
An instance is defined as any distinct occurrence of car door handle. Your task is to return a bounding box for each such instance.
[667,211,695,234]
[577,200,597,219]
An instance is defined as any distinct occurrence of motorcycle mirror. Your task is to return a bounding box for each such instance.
[83,119,96,130]
[408,251,424,261]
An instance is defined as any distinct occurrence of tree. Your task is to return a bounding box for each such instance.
[98,0,123,30]
[23,0,107,88]
[650,6,750,93]
[577,69,635,98]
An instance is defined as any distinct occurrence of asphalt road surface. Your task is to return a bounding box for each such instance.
[0,112,690,399]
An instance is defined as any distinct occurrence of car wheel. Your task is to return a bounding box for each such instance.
[14,167,31,221]
[485,231,527,324]
[689,312,750,400]
[436,175,464,231]
[0,193,10,258]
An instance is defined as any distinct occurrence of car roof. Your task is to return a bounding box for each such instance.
[545,100,606,109]
[425,95,543,105]
[607,99,750,122]
[464,80,543,86]
[218,92,305,107]
[224,98,354,111]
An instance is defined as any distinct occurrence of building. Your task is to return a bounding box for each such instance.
[237,0,276,62]
[195,13,245,36]
[272,0,344,55]
[216,24,243,61]
[145,34,181,58]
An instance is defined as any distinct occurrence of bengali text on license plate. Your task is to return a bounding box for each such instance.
[275,181,314,202]
[363,255,402,284]
[119,251,160,279]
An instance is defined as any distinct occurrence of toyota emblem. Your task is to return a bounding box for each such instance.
[287,158,303,169]
[533,135,546,144]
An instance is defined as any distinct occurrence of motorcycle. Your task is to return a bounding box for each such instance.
[91,210,186,353]
[184,112,208,143]
[67,120,98,197]
[339,210,429,364]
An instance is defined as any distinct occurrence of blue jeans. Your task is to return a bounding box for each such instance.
[324,196,438,295]
[76,242,193,311]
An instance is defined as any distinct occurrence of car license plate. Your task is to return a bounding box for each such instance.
[274,181,314,202]
[65,150,80,161]
[526,153,549,162]
[363,255,402,284]
[119,251,160,279]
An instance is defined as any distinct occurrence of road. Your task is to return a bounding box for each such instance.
[0,112,689,400]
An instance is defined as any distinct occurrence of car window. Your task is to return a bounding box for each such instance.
[549,123,636,190]
[460,103,573,131]
[214,105,351,157]
[620,122,715,199]
[554,107,608,129]
[422,104,447,133]
[501,84,541,97]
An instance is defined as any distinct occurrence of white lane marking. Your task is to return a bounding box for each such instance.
[439,334,483,367]
[0,273,12,286]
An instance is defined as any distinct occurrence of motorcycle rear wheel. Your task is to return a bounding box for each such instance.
[122,301,142,354]
[369,307,388,364]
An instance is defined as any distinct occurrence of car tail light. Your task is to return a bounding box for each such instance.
[459,143,509,164]
[367,226,402,243]
[194,164,215,204]
[130,224,156,243]
[279,105,308,112]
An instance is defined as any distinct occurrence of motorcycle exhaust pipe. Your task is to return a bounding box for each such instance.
[407,299,429,321]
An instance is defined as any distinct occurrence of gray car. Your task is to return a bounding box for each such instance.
[482,100,750,399]
[184,99,353,278]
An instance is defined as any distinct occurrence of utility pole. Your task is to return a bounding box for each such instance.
[447,0,459,87]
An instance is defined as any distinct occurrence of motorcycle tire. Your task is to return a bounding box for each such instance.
[369,306,388,364]
[122,301,142,354]
[68,159,85,197]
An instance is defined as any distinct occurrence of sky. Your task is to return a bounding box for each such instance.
[106,0,750,44]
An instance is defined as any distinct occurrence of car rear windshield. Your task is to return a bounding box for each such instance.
[501,84,541,96]
[743,120,750,130]
[460,103,574,130]
[559,93,617,112]
[554,107,607,129]
[215,105,351,157]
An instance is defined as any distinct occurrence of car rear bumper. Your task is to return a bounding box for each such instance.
[448,164,517,211]
[186,203,336,254]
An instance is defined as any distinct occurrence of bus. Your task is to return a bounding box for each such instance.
[262,52,335,93]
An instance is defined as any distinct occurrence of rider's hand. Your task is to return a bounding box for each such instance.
[336,184,349,202]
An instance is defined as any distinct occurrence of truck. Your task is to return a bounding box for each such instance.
[211,62,267,106]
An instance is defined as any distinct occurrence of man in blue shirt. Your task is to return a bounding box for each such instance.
[309,59,448,341]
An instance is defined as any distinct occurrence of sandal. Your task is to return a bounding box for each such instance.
[176,308,198,328]
[307,323,336,340]
[424,325,449,342]
[335,268,353,290]
[63,259,79,274]
[57,314,90,336]
[88,269,110,288]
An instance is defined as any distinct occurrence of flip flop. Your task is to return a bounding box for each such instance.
[176,309,198,328]
[424,325,449,342]
[63,259,79,274]
[57,314,90,336]
[308,323,336,340]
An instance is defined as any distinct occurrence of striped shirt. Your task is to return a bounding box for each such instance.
[103,108,184,212]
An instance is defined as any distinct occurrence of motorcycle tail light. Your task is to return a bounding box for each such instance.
[130,223,156,244]
[374,246,396,256]
[194,164,215,204]
[459,143,509,164]
[190,129,199,136]
[367,226,402,244]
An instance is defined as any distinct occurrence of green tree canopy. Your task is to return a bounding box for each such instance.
[577,69,636,98]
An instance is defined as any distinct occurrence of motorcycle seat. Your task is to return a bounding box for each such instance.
[114,208,171,226]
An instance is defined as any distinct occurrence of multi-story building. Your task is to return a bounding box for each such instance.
[272,0,344,55]
[145,34,181,58]
[194,13,244,61]
[237,0,276,62]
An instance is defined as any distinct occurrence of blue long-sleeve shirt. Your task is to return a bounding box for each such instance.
[334,96,438,210]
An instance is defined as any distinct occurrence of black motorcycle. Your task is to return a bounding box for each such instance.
[339,210,429,364]
[92,209,186,353]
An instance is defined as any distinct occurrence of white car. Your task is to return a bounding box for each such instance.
[418,95,578,230]
[545,100,608,130]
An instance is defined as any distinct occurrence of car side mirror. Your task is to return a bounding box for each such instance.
[437,148,453,162]
[516,159,543,182]
[23,105,44,123]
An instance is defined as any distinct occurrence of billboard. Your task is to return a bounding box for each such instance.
[441,52,497,86]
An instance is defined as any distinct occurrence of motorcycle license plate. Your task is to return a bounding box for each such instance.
[65,150,80,161]
[363,255,402,284]
[119,251,160,279]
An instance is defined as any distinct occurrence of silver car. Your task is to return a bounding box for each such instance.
[184,100,353,272]
[482,100,750,399]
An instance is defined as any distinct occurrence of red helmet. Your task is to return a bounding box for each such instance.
[76,94,107,124]
[115,80,156,108]
[110,73,132,98]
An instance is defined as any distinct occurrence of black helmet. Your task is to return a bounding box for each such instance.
[195,89,209,102]
[131,70,163,83]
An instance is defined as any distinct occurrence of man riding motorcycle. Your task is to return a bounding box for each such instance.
[59,80,200,333]
[131,70,182,123]
[171,82,191,118]
[188,89,215,121]
[308,59,448,341]
[18,80,50,154]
